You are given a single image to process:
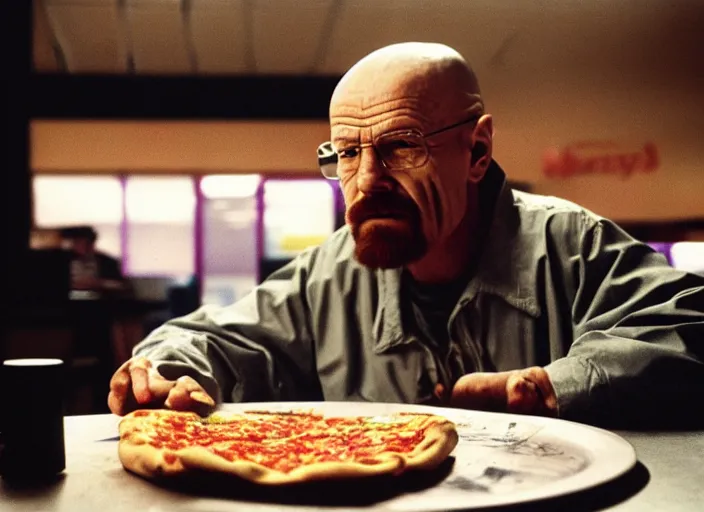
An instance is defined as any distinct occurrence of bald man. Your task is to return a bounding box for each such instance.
[109,43,704,428]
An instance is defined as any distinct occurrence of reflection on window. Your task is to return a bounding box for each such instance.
[201,174,261,199]
[33,176,122,257]
[671,242,704,275]
[125,176,195,277]
[200,175,261,306]
[263,180,334,259]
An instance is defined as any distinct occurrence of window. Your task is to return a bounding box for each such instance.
[33,176,122,257]
[670,242,704,275]
[124,176,195,277]
[32,174,343,300]
[263,179,335,259]
[200,175,261,305]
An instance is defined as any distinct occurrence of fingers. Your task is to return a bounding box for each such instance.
[507,367,558,416]
[130,360,154,404]
[130,360,178,405]
[434,383,448,404]
[107,391,124,416]
[164,376,201,410]
[419,383,449,406]
[145,367,180,398]
[164,376,215,416]
[107,357,177,416]
[107,359,133,415]
[107,358,216,417]
[449,372,509,411]
[506,374,540,414]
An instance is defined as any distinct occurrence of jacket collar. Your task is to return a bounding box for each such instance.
[374,160,541,353]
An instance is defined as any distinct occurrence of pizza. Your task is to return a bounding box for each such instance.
[118,408,458,485]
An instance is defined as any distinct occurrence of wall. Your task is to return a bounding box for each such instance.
[28,0,704,224]
[483,68,704,222]
[32,66,704,225]
[31,120,330,174]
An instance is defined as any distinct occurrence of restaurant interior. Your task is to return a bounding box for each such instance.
[3,0,703,418]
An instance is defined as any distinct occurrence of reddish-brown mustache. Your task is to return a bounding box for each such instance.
[348,194,419,225]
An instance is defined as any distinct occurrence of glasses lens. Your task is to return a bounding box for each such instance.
[376,133,428,170]
[317,142,339,179]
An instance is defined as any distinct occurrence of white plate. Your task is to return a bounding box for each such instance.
[212,401,636,511]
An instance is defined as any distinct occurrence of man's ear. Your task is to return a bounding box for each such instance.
[467,114,493,183]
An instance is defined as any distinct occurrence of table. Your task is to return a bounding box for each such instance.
[2,411,703,512]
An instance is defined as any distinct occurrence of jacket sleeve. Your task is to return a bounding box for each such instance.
[545,217,704,427]
[132,250,322,404]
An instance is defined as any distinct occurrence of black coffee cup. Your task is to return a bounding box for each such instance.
[0,358,66,481]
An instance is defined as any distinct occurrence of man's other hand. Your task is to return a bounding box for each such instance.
[108,357,215,416]
[449,367,558,417]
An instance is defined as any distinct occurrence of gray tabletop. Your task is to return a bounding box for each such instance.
[1,409,703,512]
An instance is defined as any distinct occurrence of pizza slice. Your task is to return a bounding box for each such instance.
[117,409,458,485]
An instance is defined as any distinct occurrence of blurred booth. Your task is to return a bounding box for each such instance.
[6,232,196,414]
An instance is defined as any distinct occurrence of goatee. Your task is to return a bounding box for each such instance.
[347,193,427,269]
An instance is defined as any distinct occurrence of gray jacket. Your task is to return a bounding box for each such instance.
[135,164,704,427]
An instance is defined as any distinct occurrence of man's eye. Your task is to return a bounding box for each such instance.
[387,139,421,151]
[338,147,360,159]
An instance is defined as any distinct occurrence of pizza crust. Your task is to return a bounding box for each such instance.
[402,419,459,470]
[118,409,458,485]
[118,440,186,478]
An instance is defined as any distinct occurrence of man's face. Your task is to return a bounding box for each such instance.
[331,91,474,270]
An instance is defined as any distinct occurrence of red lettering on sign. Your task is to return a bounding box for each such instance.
[542,141,659,179]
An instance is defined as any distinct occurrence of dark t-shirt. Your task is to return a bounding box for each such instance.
[402,269,471,392]
[403,271,467,350]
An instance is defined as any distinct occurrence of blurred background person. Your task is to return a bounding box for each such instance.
[61,225,129,295]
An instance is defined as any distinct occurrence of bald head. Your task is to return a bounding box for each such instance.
[330,43,494,273]
[331,42,484,126]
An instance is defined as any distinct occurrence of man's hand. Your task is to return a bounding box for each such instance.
[108,357,216,416]
[449,367,558,417]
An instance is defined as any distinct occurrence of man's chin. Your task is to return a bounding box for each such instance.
[352,222,426,269]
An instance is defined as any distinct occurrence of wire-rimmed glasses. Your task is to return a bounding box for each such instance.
[317,116,479,180]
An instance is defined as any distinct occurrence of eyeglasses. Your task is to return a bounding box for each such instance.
[317,116,479,180]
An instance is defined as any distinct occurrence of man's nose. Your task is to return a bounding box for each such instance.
[356,147,393,194]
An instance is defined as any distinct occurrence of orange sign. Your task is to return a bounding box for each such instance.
[542,141,659,179]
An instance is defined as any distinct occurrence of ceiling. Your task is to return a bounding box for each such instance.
[34,0,704,84]
[29,0,704,223]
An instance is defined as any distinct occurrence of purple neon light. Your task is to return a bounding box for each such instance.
[118,174,129,274]
[193,176,204,300]
[255,178,266,283]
